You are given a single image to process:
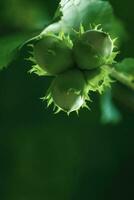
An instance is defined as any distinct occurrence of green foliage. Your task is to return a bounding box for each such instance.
[0,0,52,71]
[0,34,32,70]
[100,89,122,124]
[1,0,50,30]
[115,58,134,81]
[43,0,114,35]
[109,58,134,91]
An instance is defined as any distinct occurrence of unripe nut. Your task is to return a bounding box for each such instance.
[34,35,73,75]
[73,30,113,70]
[50,69,87,112]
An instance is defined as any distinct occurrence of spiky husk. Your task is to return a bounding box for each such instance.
[27,24,117,115]
[84,65,113,94]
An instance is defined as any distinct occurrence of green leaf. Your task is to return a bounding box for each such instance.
[111,58,134,90]
[42,0,125,40]
[115,58,134,78]
[0,33,34,71]
[53,4,63,22]
[100,89,122,124]
[0,0,50,31]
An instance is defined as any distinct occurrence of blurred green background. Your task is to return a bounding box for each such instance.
[0,0,134,199]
